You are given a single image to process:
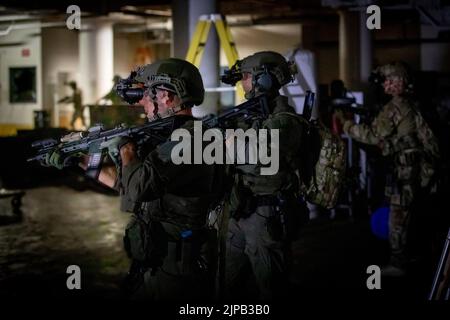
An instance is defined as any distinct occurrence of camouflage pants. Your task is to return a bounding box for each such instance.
[388,160,422,268]
[224,205,289,301]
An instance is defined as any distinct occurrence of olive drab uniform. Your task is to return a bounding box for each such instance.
[71,88,85,128]
[225,94,308,300]
[221,51,307,301]
[119,116,223,301]
[58,81,85,128]
[115,58,223,300]
[343,94,440,268]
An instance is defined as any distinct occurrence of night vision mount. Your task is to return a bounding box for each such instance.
[368,71,385,86]
[220,61,243,86]
[114,71,145,105]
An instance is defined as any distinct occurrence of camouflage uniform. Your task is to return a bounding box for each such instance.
[69,84,85,128]
[342,63,439,269]
[117,59,223,300]
[223,52,308,300]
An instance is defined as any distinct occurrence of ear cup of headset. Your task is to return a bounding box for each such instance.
[255,71,273,92]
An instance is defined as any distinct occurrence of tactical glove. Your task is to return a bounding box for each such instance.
[103,136,133,168]
[44,148,80,170]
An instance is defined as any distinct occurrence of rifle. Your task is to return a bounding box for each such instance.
[114,71,144,105]
[429,227,450,300]
[302,90,315,121]
[331,97,370,116]
[27,116,177,179]
[27,94,270,178]
[202,94,269,129]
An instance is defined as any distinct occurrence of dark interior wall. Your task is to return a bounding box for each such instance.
[372,13,421,70]
[312,19,340,86]
[311,10,423,89]
[316,47,340,86]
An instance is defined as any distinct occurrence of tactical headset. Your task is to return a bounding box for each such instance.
[253,64,274,94]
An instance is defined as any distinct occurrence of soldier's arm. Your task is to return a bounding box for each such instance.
[119,141,179,204]
[263,114,304,167]
[98,166,119,188]
[342,102,396,145]
[78,155,118,189]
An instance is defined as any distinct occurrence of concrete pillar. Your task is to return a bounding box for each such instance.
[171,0,190,59]
[339,10,359,88]
[359,10,373,84]
[79,19,114,122]
[188,0,220,116]
[96,21,114,101]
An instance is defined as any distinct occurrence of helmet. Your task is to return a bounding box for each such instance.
[236,51,297,99]
[66,81,77,90]
[375,62,411,83]
[134,58,204,107]
[369,61,413,94]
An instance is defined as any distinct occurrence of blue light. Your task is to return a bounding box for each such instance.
[370,206,389,240]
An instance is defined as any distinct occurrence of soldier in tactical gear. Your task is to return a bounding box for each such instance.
[112,58,223,300]
[46,58,223,300]
[222,51,308,300]
[58,81,85,129]
[335,61,440,277]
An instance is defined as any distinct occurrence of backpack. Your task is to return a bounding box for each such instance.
[410,103,441,188]
[278,112,347,209]
[412,105,440,160]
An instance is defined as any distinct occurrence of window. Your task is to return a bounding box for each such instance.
[9,67,37,103]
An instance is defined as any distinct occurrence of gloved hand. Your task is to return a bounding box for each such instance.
[102,136,133,167]
[43,148,72,170]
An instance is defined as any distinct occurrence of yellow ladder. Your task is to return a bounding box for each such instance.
[186,14,244,100]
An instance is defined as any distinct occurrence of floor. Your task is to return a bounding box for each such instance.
[0,185,443,302]
[0,186,129,299]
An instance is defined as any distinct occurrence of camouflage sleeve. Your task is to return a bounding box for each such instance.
[342,102,397,145]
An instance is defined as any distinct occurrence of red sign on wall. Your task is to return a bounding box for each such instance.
[21,48,30,57]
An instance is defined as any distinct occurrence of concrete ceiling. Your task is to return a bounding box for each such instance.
[0,0,448,31]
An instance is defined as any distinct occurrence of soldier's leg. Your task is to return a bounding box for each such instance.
[241,205,286,301]
[70,112,77,128]
[139,242,181,300]
[388,160,422,269]
[71,110,81,128]
[389,198,410,268]
[224,217,251,299]
[389,181,419,268]
[137,241,209,301]
[79,108,86,126]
